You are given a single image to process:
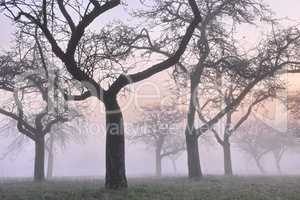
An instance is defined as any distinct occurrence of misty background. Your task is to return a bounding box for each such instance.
[1,0,300,179]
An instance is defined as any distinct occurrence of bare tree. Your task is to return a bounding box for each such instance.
[45,119,87,179]
[0,119,29,161]
[235,117,271,174]
[1,1,300,187]
[0,0,202,188]
[0,57,77,181]
[288,93,300,139]
[0,30,81,181]
[186,25,300,178]
[196,71,281,175]
[114,0,297,179]
[129,104,185,177]
[236,115,296,174]
[270,142,287,174]
[263,125,297,174]
[0,117,85,179]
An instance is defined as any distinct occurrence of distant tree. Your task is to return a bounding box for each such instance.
[266,125,299,174]
[0,119,28,160]
[0,32,80,181]
[45,119,87,179]
[196,73,281,175]
[0,60,77,181]
[269,138,288,174]
[0,118,86,179]
[288,93,300,139]
[236,118,271,174]
[236,115,296,174]
[129,104,185,177]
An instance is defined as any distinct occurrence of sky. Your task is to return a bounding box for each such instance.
[0,0,300,178]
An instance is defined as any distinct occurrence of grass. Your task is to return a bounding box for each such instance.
[1,176,300,200]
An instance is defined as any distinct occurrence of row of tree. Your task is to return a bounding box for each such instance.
[131,104,299,176]
[0,0,300,189]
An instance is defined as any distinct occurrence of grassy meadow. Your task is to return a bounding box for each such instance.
[1,176,300,200]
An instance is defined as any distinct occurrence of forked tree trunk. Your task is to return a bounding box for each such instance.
[155,148,162,177]
[223,139,233,176]
[34,136,45,182]
[273,150,285,174]
[254,157,266,174]
[273,152,283,174]
[104,95,127,189]
[47,134,54,179]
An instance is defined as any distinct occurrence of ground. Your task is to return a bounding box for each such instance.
[1,176,300,200]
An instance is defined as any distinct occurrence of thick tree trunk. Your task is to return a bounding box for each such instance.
[34,136,45,182]
[223,139,233,176]
[47,134,54,179]
[155,148,162,177]
[185,107,202,176]
[104,95,127,189]
[185,78,202,179]
[186,134,202,178]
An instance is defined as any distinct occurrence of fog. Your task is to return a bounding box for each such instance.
[1,130,300,178]
[1,77,300,178]
[0,0,300,183]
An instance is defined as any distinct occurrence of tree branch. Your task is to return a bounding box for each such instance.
[57,0,76,32]
[107,0,202,95]
[66,0,121,56]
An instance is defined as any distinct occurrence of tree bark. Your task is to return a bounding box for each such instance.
[223,139,233,176]
[185,78,202,179]
[186,134,202,178]
[155,148,162,177]
[104,95,127,189]
[34,136,45,182]
[47,134,54,179]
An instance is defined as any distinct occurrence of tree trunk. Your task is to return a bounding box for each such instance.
[223,139,233,176]
[34,136,45,182]
[47,134,54,179]
[275,159,282,174]
[155,148,162,177]
[171,159,177,175]
[272,151,284,174]
[186,134,202,178]
[104,95,127,189]
[184,77,202,179]
[47,152,54,179]
[254,157,266,174]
